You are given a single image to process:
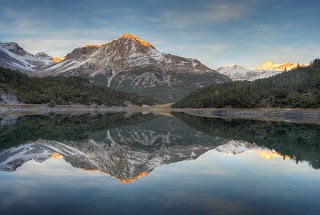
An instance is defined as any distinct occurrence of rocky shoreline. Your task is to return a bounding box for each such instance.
[0,104,135,115]
[1,104,320,124]
[179,108,320,124]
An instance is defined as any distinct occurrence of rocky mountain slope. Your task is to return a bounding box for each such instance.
[0,42,57,73]
[216,61,308,81]
[216,64,282,81]
[37,34,230,102]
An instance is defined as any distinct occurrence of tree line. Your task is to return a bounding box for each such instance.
[0,67,156,106]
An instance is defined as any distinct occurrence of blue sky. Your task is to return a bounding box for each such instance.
[0,0,319,68]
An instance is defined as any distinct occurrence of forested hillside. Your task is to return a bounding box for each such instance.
[173,59,320,108]
[0,67,156,106]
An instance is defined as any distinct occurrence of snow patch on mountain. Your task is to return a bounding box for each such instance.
[215,140,290,160]
[0,42,56,72]
[216,64,282,81]
[217,60,310,81]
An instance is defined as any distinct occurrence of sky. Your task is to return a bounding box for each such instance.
[0,0,319,69]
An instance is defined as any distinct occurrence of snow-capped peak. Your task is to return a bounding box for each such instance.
[225,64,246,70]
[216,64,250,77]
[1,42,20,50]
[216,63,283,81]
[0,42,33,57]
[216,60,310,82]
[35,52,52,60]
[255,61,308,71]
[0,42,56,72]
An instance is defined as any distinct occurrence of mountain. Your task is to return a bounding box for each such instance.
[0,42,56,73]
[173,59,320,108]
[255,61,308,71]
[38,34,230,102]
[216,64,282,81]
[35,52,54,63]
[42,34,214,77]
[216,62,309,81]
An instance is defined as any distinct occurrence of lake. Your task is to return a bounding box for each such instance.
[0,112,320,215]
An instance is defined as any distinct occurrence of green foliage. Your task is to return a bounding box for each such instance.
[0,67,156,106]
[174,112,320,169]
[173,59,320,108]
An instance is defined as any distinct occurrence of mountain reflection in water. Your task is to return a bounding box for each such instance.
[1,112,320,184]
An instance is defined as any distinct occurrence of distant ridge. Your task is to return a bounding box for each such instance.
[216,61,309,81]
[255,61,308,71]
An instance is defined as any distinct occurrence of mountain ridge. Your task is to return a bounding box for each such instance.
[255,61,308,71]
[216,61,308,81]
[0,42,60,73]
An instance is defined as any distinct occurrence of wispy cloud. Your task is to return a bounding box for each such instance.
[148,1,253,28]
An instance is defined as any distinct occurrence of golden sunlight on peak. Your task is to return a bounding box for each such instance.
[51,153,64,159]
[85,44,102,48]
[251,150,292,161]
[119,171,149,184]
[52,56,65,63]
[81,168,149,184]
[121,33,141,39]
[119,33,154,48]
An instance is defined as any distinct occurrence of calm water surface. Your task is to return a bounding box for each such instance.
[0,112,320,215]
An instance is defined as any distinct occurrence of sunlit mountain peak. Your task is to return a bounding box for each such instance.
[119,171,149,184]
[119,33,155,48]
[52,56,65,63]
[251,150,291,160]
[215,140,292,161]
[51,153,64,159]
[255,61,309,71]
